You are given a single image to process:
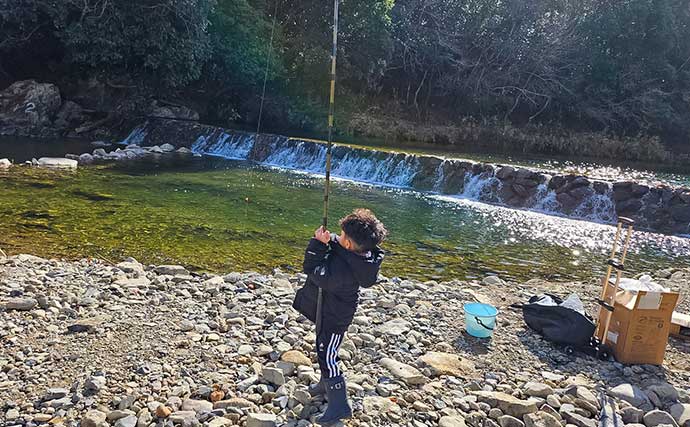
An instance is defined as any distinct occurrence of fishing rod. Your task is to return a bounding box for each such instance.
[316,0,340,336]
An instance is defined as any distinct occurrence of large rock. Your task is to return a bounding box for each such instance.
[4,298,37,311]
[524,411,562,427]
[646,383,680,407]
[380,358,426,385]
[670,404,690,427]
[609,384,653,411]
[82,410,107,427]
[474,391,538,418]
[280,350,311,366]
[363,396,401,416]
[643,410,679,427]
[498,415,526,427]
[440,416,468,427]
[374,318,411,336]
[37,157,78,169]
[0,158,11,168]
[417,352,479,379]
[246,413,277,427]
[0,80,62,137]
[180,399,213,413]
[523,382,554,398]
[261,366,286,386]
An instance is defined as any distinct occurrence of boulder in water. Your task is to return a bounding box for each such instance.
[0,80,62,137]
[37,157,78,169]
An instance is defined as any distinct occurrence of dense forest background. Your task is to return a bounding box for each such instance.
[1,0,689,158]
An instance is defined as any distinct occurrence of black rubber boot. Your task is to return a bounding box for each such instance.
[308,379,325,398]
[317,376,352,425]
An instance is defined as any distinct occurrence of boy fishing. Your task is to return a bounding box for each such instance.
[292,208,387,425]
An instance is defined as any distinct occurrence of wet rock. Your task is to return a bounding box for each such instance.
[0,158,11,168]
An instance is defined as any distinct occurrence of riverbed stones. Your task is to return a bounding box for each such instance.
[1,255,689,427]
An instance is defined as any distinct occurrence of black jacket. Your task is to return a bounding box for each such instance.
[292,235,384,333]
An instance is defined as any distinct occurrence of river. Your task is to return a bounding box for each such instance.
[2,137,690,281]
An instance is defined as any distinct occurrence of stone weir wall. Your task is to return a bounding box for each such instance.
[126,119,690,236]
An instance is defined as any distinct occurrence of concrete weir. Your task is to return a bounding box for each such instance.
[122,119,690,236]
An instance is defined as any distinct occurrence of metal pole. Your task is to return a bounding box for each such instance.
[316,0,340,336]
[256,0,279,136]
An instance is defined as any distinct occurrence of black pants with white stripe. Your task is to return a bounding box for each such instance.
[316,329,345,379]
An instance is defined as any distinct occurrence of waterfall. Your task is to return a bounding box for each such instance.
[191,132,254,160]
[121,124,148,146]
[530,183,560,213]
[573,189,617,223]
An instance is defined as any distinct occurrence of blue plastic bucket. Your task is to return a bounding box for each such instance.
[463,303,498,338]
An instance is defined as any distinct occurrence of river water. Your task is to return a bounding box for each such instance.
[1,147,689,281]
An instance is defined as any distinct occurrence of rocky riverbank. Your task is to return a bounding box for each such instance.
[1,254,689,427]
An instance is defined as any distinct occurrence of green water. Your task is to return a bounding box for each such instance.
[2,157,689,282]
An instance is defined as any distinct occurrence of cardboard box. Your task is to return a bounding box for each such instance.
[670,311,690,341]
[602,289,679,365]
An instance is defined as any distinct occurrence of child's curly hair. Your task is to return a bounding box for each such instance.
[340,208,388,251]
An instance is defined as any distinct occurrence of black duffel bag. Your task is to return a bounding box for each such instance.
[516,294,596,347]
